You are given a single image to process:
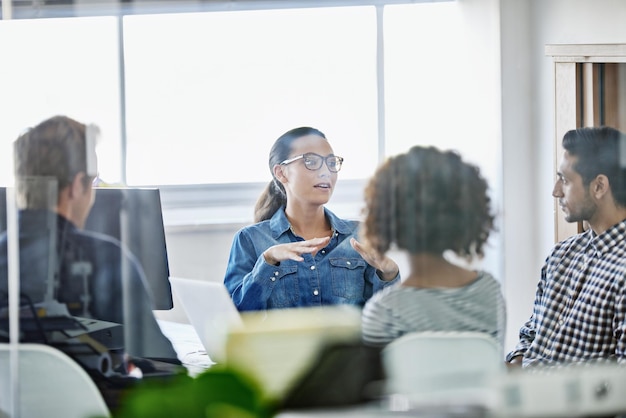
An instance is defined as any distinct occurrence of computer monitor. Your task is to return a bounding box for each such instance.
[84,187,173,310]
[0,186,174,310]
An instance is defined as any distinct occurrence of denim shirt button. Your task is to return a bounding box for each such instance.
[321,250,325,254]
[346,261,351,266]
[270,277,276,282]
[313,289,319,296]
[310,265,315,270]
[274,271,279,276]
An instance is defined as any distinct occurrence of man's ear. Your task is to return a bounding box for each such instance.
[273,164,288,183]
[68,172,87,198]
[591,174,610,200]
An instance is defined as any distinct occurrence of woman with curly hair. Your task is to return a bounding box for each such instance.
[360,145,505,348]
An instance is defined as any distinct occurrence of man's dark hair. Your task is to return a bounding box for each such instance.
[562,126,626,207]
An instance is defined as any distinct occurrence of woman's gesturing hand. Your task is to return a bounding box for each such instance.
[263,236,331,265]
[350,238,399,281]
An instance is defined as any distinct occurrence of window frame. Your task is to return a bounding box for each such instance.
[1,0,454,228]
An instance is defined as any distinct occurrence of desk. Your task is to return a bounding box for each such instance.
[156,319,212,375]
[157,320,626,418]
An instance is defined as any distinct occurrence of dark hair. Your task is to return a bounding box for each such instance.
[562,126,626,207]
[361,146,495,259]
[253,127,326,222]
[14,115,90,209]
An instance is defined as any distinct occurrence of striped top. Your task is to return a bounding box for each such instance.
[507,220,626,367]
[361,271,506,350]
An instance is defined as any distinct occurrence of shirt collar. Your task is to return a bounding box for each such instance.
[18,209,76,234]
[269,206,354,239]
[588,219,626,257]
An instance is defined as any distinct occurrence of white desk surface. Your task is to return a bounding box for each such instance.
[157,319,213,375]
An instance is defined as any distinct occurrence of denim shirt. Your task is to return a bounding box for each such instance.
[224,207,399,311]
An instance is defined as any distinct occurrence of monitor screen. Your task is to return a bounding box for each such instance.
[84,187,173,310]
[0,187,174,310]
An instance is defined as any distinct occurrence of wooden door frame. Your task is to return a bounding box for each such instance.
[546,44,626,242]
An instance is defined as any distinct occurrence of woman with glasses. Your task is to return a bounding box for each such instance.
[224,127,400,311]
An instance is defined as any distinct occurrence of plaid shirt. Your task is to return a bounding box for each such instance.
[507,220,626,367]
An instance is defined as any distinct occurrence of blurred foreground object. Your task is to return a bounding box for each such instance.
[225,305,363,401]
[382,331,503,411]
[0,343,111,418]
[115,366,273,418]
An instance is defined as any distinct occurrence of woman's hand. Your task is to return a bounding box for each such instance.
[350,238,399,281]
[263,236,331,265]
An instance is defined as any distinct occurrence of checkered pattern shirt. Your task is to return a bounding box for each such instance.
[507,220,626,367]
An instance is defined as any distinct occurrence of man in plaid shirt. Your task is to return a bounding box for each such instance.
[507,126,626,368]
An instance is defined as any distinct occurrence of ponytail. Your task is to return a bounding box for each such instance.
[254,179,287,222]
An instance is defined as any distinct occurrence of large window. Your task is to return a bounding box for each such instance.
[0,17,122,185]
[385,2,500,183]
[123,7,378,185]
[0,2,500,234]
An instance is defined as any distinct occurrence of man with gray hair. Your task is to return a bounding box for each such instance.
[0,115,178,408]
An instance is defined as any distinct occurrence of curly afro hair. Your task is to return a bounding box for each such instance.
[361,145,495,260]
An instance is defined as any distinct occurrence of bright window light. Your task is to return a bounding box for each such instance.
[0,17,122,186]
[123,7,378,186]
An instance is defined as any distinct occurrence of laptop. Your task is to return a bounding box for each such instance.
[169,277,365,402]
[168,277,242,364]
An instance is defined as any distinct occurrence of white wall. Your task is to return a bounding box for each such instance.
[157,223,245,322]
[499,0,626,352]
[499,0,540,354]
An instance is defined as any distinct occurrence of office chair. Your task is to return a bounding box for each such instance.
[381,331,504,409]
[0,343,110,418]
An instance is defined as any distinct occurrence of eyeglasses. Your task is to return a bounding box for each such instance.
[280,152,344,173]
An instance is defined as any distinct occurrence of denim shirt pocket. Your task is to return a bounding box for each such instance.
[329,257,366,300]
[269,264,299,308]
